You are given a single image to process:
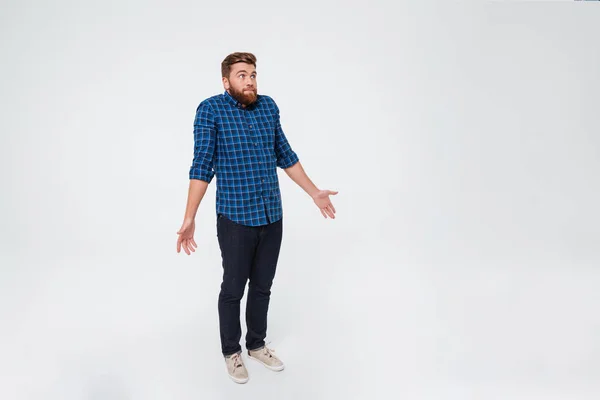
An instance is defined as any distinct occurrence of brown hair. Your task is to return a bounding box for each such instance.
[221,52,257,79]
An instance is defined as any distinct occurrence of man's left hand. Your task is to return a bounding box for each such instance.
[312,190,338,219]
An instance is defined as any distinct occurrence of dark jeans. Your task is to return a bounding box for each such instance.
[216,214,283,356]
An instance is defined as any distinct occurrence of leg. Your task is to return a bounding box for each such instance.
[217,214,259,356]
[245,217,283,351]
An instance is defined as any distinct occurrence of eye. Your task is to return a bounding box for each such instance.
[239,74,245,79]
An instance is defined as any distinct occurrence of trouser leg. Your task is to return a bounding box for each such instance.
[245,218,283,351]
[217,214,258,356]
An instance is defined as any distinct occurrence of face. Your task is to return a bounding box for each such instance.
[223,62,258,107]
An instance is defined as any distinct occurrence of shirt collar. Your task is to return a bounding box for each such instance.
[223,90,259,110]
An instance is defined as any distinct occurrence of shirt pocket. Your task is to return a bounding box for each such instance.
[254,119,275,149]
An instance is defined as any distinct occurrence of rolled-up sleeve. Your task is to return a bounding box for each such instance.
[273,102,299,169]
[189,102,216,182]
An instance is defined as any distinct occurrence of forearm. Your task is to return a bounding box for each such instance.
[283,161,319,198]
[183,179,209,220]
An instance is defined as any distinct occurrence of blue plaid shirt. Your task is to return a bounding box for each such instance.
[189,90,299,226]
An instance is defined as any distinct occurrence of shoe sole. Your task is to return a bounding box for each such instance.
[247,354,285,372]
[228,374,249,384]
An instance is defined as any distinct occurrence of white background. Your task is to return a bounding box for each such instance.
[1,1,599,399]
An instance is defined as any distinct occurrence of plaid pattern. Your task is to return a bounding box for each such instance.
[189,91,299,226]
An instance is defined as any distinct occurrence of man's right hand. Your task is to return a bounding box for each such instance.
[177,218,197,255]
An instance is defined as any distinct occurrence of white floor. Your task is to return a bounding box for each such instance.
[1,224,599,400]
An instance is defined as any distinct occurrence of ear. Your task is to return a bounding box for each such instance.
[222,77,230,90]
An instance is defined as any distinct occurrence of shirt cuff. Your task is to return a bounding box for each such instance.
[189,168,215,183]
[277,152,299,169]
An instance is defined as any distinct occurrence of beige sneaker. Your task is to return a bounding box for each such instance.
[248,346,284,371]
[225,352,249,384]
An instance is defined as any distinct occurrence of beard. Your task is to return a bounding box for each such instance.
[229,86,257,106]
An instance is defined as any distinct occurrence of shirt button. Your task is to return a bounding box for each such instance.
[249,125,253,128]
[254,143,258,146]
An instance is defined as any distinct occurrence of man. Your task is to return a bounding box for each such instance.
[176,52,338,384]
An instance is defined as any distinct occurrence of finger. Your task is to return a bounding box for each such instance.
[186,239,195,253]
[326,207,335,219]
[191,238,197,248]
[177,238,181,253]
[183,240,191,255]
[320,208,328,218]
[330,203,336,214]
[328,190,339,195]
[327,205,335,218]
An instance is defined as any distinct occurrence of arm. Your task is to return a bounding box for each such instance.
[283,161,318,198]
[182,179,210,221]
[283,162,338,219]
[273,102,338,219]
[177,102,217,254]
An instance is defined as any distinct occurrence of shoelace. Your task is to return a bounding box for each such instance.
[261,346,277,359]
[230,353,243,370]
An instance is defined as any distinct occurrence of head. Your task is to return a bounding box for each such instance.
[221,52,258,107]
